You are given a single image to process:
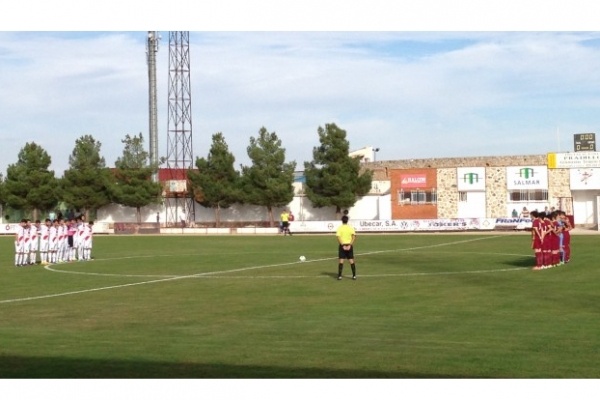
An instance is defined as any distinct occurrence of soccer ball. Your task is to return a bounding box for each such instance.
[299,255,306,262]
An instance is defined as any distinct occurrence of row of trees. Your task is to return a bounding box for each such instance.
[0,123,373,226]
[0,133,160,223]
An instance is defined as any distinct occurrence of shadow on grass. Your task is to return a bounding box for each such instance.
[0,355,487,378]
[504,256,536,268]
[321,272,340,280]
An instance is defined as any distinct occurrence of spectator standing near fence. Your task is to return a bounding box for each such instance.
[179,210,186,228]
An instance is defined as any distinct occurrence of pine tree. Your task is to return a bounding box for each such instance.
[188,133,240,227]
[111,133,163,223]
[303,123,373,217]
[240,127,296,227]
[61,135,112,219]
[4,142,58,220]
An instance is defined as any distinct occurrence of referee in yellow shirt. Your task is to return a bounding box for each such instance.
[280,210,292,236]
[336,215,357,280]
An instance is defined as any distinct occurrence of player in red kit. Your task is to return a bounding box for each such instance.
[559,211,572,263]
[549,211,562,267]
[530,211,544,270]
[540,212,553,268]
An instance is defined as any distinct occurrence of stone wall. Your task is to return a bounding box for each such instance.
[436,168,456,219]
[549,168,572,207]
[369,154,548,170]
[486,166,509,218]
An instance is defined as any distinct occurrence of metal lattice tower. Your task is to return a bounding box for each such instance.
[165,31,195,227]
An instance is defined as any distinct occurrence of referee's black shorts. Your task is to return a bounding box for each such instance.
[338,244,354,259]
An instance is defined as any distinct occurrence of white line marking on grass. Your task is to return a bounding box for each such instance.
[182,267,527,279]
[43,265,181,279]
[0,275,192,304]
[2,235,519,304]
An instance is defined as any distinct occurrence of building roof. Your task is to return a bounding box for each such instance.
[157,168,191,182]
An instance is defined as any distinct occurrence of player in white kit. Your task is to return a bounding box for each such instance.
[39,219,51,265]
[66,218,77,261]
[29,220,40,265]
[14,219,28,267]
[23,220,32,265]
[57,219,67,263]
[76,217,86,261]
[48,219,59,263]
[82,220,94,260]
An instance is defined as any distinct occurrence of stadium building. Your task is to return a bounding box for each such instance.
[86,150,600,232]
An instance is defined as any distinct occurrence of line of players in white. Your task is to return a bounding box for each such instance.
[14,217,94,267]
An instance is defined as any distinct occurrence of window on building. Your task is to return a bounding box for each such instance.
[508,189,548,202]
[398,189,437,205]
[458,191,468,202]
[398,190,411,205]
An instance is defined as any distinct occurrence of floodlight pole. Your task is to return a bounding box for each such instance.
[147,31,160,182]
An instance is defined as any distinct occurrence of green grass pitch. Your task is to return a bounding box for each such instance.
[1,232,599,378]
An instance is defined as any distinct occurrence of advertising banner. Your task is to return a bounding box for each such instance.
[494,218,532,229]
[457,167,486,191]
[0,222,111,235]
[548,152,600,169]
[570,168,600,190]
[400,174,427,188]
[1,220,529,235]
[506,166,548,190]
[288,218,498,233]
[168,180,187,193]
[0,223,17,235]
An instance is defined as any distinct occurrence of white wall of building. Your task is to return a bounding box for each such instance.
[97,192,391,225]
[571,190,600,226]
[458,192,487,218]
[349,146,379,163]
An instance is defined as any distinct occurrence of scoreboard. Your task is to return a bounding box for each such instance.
[574,133,596,152]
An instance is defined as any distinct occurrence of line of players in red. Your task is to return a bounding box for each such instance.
[530,210,572,270]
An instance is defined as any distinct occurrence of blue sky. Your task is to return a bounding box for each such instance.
[2,3,600,177]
